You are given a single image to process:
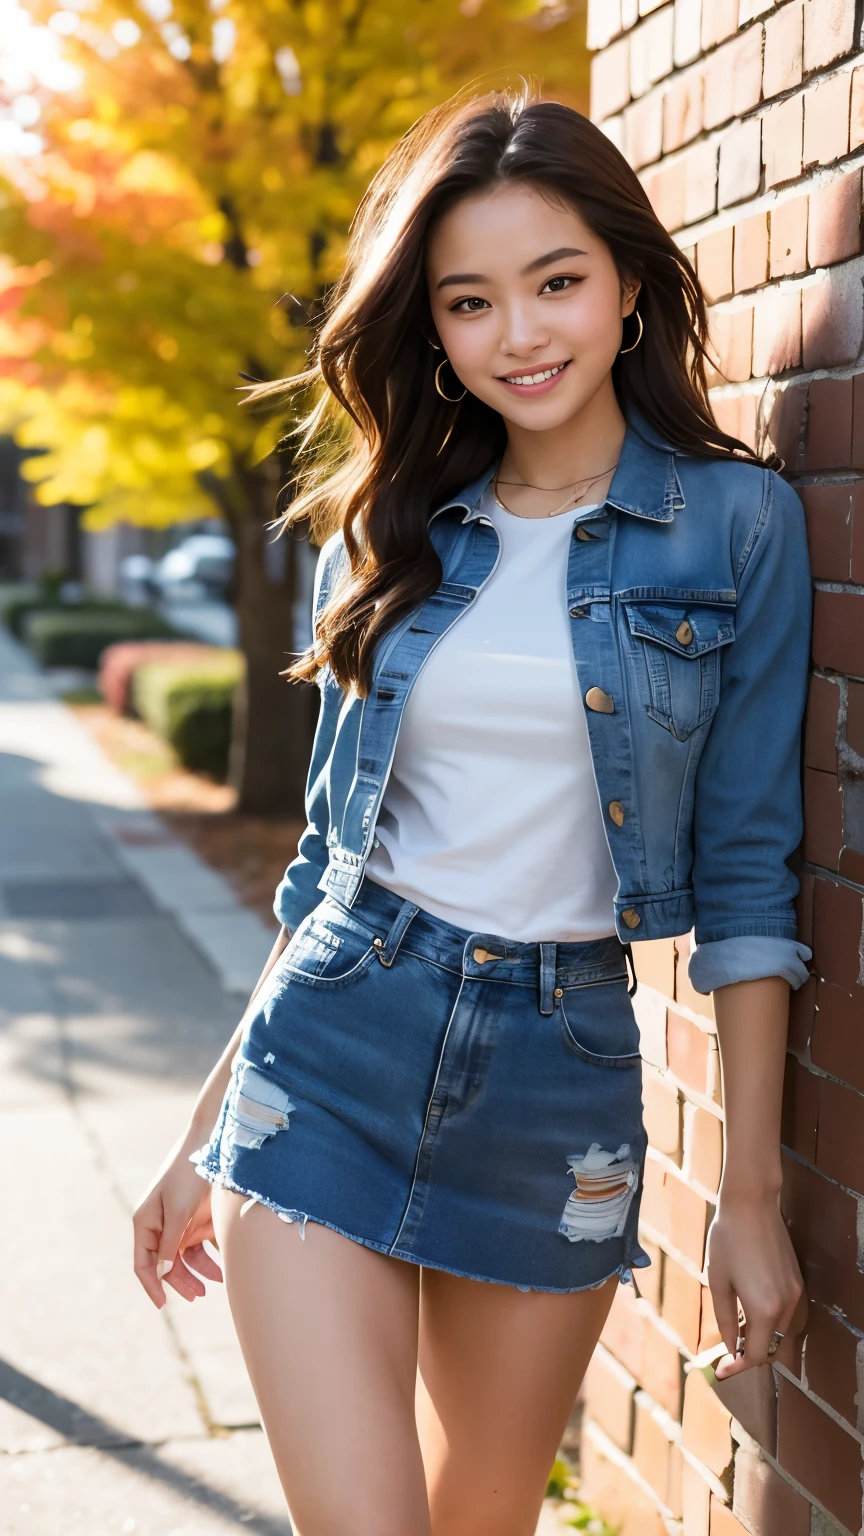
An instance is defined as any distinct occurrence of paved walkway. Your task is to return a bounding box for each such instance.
[0,629,574,1536]
[0,629,288,1535]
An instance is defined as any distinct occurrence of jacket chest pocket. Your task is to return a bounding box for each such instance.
[622,599,736,741]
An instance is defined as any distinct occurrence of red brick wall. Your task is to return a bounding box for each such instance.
[581,2,864,1532]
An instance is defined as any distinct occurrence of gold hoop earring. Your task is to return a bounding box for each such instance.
[619,311,643,354]
[435,357,467,402]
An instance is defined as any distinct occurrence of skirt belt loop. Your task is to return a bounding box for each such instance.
[376,898,420,967]
[538,942,558,1016]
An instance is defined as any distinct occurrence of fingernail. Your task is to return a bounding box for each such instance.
[156,1259,173,1280]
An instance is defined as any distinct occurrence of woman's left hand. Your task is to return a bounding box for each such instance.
[707,1192,807,1379]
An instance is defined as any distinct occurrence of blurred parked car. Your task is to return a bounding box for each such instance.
[118,555,157,607]
[153,534,236,603]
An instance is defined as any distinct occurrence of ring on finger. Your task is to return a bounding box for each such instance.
[736,1333,746,1357]
[766,1330,785,1358]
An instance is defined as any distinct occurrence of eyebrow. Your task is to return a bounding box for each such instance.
[436,246,588,290]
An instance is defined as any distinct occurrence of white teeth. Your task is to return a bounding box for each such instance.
[507,363,566,386]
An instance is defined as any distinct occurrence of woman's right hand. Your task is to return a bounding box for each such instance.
[133,1139,223,1309]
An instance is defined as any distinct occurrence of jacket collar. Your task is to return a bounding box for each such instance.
[430,410,686,526]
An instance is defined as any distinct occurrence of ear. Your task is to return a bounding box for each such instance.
[621,279,641,318]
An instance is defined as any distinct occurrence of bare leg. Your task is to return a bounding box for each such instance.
[211,1187,430,1536]
[417,1267,619,1536]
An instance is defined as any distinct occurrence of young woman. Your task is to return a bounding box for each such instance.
[134,89,811,1535]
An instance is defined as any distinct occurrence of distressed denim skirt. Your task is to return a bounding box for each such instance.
[192,877,650,1294]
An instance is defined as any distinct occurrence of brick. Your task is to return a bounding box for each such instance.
[583,1345,637,1452]
[770,196,809,278]
[803,1304,862,1428]
[734,211,768,291]
[643,158,686,231]
[738,0,770,20]
[673,0,702,68]
[643,1066,682,1159]
[662,1250,703,1353]
[640,0,668,15]
[781,1150,864,1327]
[591,36,632,121]
[763,2,803,100]
[641,1155,673,1240]
[580,1427,668,1536]
[805,674,841,772]
[718,118,761,208]
[686,1104,723,1193]
[667,1010,711,1093]
[852,376,864,471]
[765,382,807,466]
[803,0,858,73]
[803,72,852,169]
[800,486,853,581]
[809,172,862,269]
[685,139,719,223]
[710,1497,749,1534]
[630,7,675,98]
[708,304,753,382]
[697,226,734,302]
[776,1374,864,1532]
[808,376,854,469]
[763,95,803,188]
[633,1392,676,1505]
[601,1279,647,1380]
[804,767,843,868]
[852,64,864,150]
[802,259,864,370]
[643,1314,684,1418]
[663,64,703,152]
[623,90,663,170]
[812,872,864,992]
[668,1174,709,1269]
[704,27,763,131]
[816,1073,864,1194]
[636,1236,662,1307]
[812,590,864,677]
[712,1362,779,1454]
[622,0,638,26]
[781,1053,820,1161]
[848,678,864,755]
[587,0,622,50]
[751,286,801,376]
[853,494,864,581]
[683,1458,712,1536]
[702,0,738,50]
[673,933,715,1022]
[732,1441,811,1536]
[682,1368,734,1482]
[633,935,675,994]
[796,868,816,948]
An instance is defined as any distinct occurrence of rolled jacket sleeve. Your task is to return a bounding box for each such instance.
[274,534,345,933]
[688,470,813,995]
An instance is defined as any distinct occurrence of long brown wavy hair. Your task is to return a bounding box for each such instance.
[254,85,766,696]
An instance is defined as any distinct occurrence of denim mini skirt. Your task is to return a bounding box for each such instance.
[192,877,651,1294]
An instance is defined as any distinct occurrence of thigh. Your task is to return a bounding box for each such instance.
[416,1267,618,1536]
[211,1186,430,1536]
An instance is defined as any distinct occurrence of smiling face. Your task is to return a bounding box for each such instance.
[426,182,639,433]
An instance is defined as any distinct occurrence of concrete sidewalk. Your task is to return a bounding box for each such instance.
[0,628,288,1535]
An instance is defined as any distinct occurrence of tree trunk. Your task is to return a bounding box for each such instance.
[227,462,317,814]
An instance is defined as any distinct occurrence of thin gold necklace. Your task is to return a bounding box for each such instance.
[493,462,617,519]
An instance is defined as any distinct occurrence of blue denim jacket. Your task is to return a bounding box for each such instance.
[275,415,813,996]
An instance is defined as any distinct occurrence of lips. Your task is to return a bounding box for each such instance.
[496,360,571,390]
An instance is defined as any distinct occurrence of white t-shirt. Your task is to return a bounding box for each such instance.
[364,484,619,942]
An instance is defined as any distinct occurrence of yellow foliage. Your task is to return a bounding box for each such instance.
[1,0,588,526]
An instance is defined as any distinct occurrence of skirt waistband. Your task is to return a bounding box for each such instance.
[335,876,635,1014]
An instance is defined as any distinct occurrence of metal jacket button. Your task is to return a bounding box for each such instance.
[608,801,625,826]
[575,525,594,541]
[621,908,641,929]
[676,620,693,645]
[585,687,615,714]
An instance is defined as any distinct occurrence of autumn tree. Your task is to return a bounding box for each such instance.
[0,0,587,810]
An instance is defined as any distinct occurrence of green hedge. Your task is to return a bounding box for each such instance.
[23,608,178,669]
[132,652,244,778]
[2,592,127,639]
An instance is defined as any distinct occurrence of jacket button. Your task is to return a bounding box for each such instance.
[608,801,625,826]
[569,606,587,618]
[585,687,615,713]
[621,908,641,929]
[676,620,693,645]
[575,525,594,541]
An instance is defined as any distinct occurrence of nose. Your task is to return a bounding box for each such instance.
[498,300,550,360]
